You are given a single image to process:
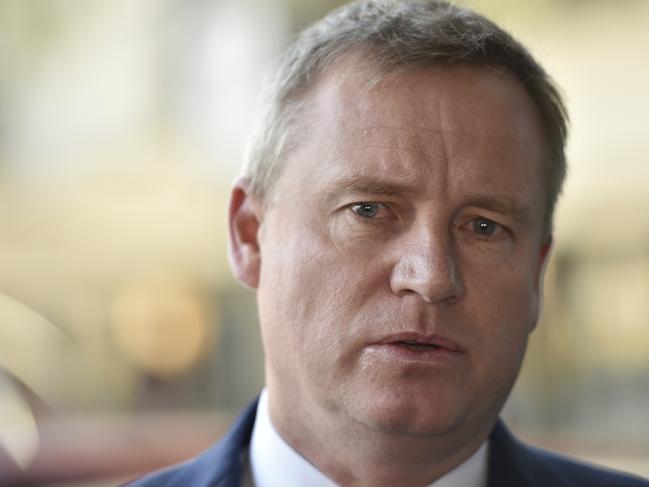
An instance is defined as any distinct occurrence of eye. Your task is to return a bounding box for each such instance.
[351,202,381,219]
[472,217,499,236]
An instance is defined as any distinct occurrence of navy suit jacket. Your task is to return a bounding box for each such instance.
[127,399,648,487]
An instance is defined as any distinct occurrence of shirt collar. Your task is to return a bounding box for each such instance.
[248,389,488,487]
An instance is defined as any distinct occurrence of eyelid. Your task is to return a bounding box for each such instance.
[457,211,509,228]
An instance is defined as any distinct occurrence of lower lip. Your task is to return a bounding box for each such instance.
[362,343,464,365]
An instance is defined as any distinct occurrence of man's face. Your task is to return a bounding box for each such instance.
[245,63,550,439]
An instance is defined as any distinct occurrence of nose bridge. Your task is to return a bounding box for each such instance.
[390,217,464,304]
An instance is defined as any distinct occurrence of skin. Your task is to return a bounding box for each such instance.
[229,60,552,486]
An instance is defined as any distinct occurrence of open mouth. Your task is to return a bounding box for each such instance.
[398,340,441,351]
[376,332,465,355]
[367,334,464,363]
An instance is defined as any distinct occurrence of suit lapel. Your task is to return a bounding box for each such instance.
[192,398,258,487]
[487,419,535,487]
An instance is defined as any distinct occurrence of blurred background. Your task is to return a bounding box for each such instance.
[0,0,647,485]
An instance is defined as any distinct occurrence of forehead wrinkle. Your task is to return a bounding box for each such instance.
[336,126,444,179]
[325,174,421,201]
[348,144,437,159]
[327,136,438,184]
[343,125,441,152]
[318,143,431,176]
[348,124,535,142]
[341,125,531,181]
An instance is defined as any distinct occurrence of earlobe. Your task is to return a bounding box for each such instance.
[539,236,553,267]
[228,179,263,289]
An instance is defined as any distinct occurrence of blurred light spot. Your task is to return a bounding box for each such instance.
[0,373,39,470]
[110,278,211,379]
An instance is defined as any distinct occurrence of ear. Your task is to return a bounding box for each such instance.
[529,236,553,333]
[228,178,263,289]
[538,236,553,270]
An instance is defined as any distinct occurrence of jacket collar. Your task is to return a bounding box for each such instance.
[185,398,258,487]
[487,419,540,487]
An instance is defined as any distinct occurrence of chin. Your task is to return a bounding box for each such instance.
[367,411,462,438]
[354,392,465,438]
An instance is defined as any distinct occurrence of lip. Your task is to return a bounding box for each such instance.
[361,332,466,366]
[375,332,466,353]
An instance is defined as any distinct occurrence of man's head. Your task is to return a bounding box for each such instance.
[228,0,567,478]
[243,0,568,235]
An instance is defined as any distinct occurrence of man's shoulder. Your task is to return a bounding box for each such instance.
[490,420,649,487]
[527,445,648,486]
[123,443,228,487]
[123,399,258,487]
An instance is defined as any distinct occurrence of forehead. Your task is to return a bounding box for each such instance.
[277,61,547,215]
[307,60,543,148]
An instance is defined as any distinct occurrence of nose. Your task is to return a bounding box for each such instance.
[389,228,465,304]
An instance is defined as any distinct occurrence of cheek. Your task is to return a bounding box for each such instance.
[257,221,367,366]
[463,267,536,401]
[464,254,539,345]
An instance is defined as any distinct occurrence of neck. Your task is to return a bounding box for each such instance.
[266,386,491,487]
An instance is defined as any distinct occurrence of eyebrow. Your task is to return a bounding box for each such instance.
[326,175,414,199]
[462,195,531,224]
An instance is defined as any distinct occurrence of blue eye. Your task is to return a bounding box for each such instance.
[473,218,498,236]
[351,202,379,218]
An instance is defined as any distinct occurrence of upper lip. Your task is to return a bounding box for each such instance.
[376,332,466,353]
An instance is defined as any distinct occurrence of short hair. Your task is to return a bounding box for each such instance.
[243,0,568,233]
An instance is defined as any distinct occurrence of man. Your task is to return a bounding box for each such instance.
[129,1,648,486]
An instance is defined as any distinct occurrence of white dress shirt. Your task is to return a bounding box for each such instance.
[243,389,488,487]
